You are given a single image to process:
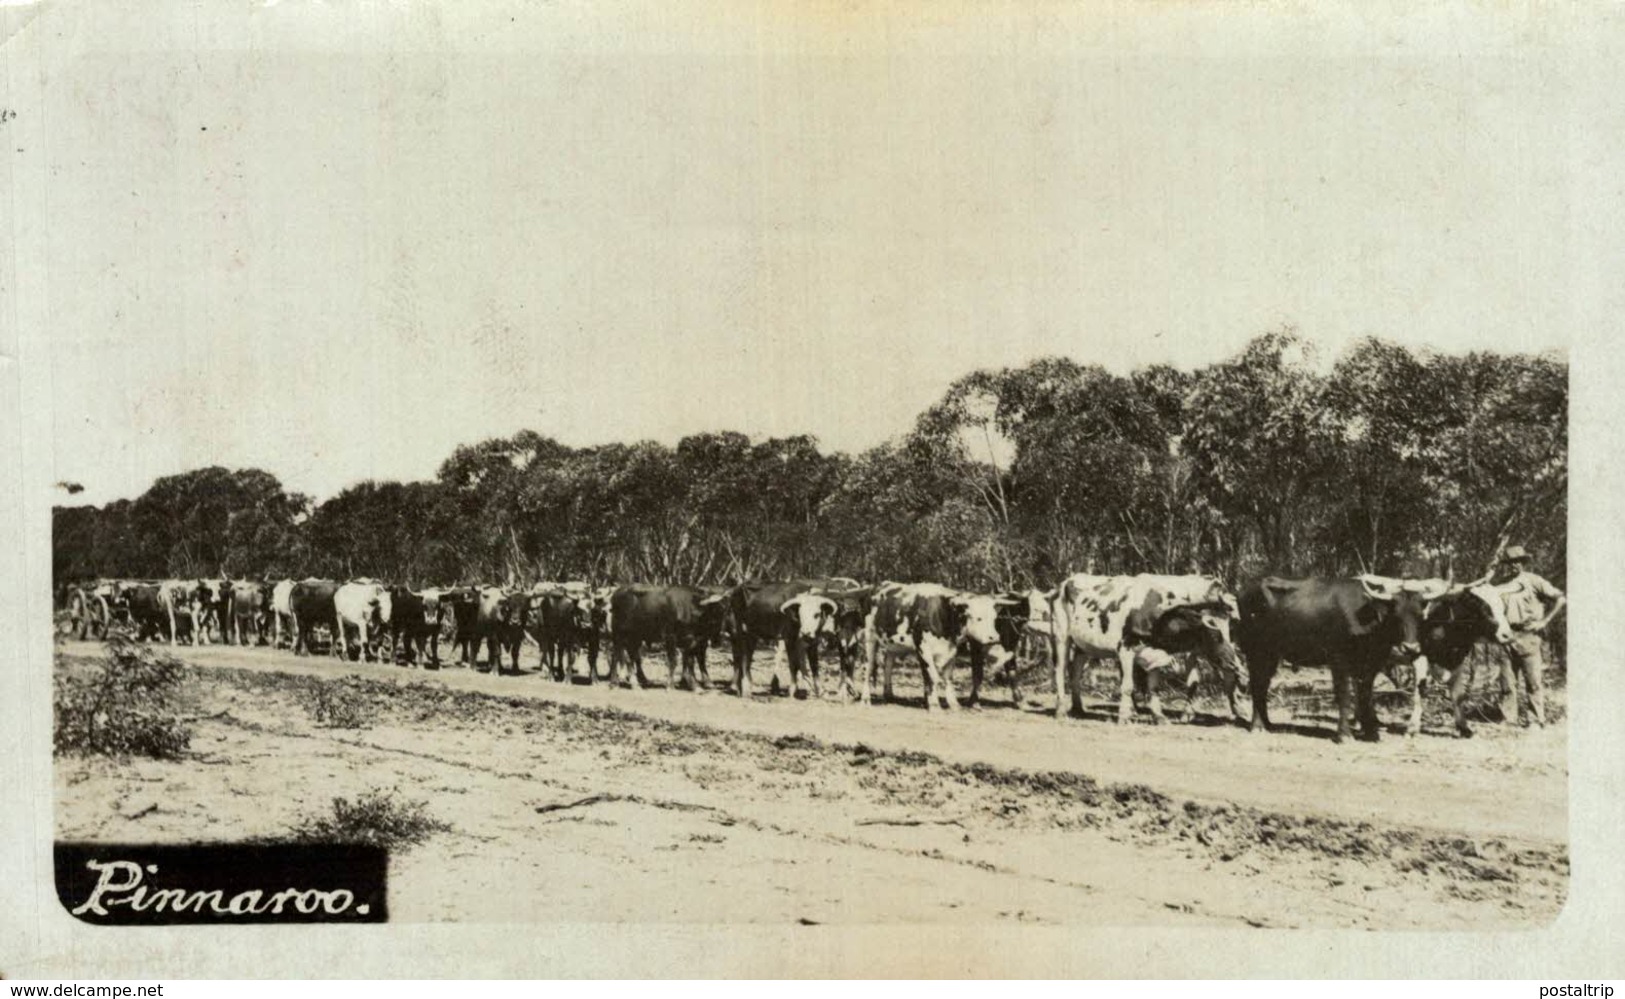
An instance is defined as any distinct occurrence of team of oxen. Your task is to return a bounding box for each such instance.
[61,568,1519,742]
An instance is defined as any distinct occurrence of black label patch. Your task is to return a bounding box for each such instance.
[56,843,388,924]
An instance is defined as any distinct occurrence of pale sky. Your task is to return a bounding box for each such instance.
[17,0,1594,506]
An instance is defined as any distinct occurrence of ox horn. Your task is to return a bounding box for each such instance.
[1359,576,1396,601]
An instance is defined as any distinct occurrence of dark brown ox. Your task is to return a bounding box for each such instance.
[1235,575,1446,743]
[288,579,340,656]
[528,583,607,682]
[608,585,729,692]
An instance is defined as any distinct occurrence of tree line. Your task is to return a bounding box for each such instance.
[53,330,1567,599]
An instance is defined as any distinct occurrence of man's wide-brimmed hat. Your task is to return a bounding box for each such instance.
[1500,545,1532,563]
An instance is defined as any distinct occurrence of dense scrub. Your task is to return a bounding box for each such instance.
[289,789,450,850]
[53,636,193,760]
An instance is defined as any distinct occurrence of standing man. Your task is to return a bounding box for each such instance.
[1491,546,1566,728]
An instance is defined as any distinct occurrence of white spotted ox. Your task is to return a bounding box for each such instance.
[333,579,393,662]
[1049,573,1242,723]
[862,582,1021,710]
[1363,574,1512,737]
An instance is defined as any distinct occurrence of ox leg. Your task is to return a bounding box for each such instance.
[1356,669,1380,741]
[1404,656,1427,737]
[860,632,877,705]
[665,639,679,691]
[1051,633,1069,719]
[787,640,806,700]
[1224,670,1245,723]
[697,644,713,692]
[938,652,960,711]
[838,644,861,702]
[1248,657,1277,733]
[687,643,705,691]
[864,646,888,705]
[731,635,752,699]
[1449,660,1475,738]
[1145,664,1167,724]
[586,634,602,682]
[919,656,938,713]
[1116,646,1137,724]
[1330,667,1354,744]
[967,647,984,708]
[806,640,822,699]
[168,607,178,646]
[776,641,795,697]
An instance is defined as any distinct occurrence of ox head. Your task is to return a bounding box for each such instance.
[693,590,730,642]
[564,584,599,632]
[1150,602,1245,696]
[827,587,874,651]
[497,589,529,627]
[1415,578,1513,677]
[949,592,1024,668]
[368,585,393,631]
[780,593,837,642]
[1462,578,1514,645]
[1022,588,1056,627]
[1358,573,1453,659]
[389,585,430,626]
[192,579,223,609]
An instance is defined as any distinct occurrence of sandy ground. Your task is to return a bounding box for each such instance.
[54,639,1569,928]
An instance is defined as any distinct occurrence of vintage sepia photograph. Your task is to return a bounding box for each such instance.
[5,0,1622,982]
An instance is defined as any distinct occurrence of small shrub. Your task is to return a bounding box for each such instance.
[53,635,193,760]
[289,789,450,850]
[303,674,382,729]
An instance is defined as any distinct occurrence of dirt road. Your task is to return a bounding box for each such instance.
[53,640,1569,928]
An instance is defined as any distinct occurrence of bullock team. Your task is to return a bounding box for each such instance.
[59,547,1564,744]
